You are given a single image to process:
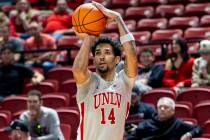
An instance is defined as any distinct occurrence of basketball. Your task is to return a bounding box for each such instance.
[72,3,107,36]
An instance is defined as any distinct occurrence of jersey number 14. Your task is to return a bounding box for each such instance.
[100,108,115,124]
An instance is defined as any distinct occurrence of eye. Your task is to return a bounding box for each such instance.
[95,51,100,55]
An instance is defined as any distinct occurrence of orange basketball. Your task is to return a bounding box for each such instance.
[72,3,107,36]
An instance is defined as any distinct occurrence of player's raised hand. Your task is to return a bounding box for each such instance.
[92,1,121,23]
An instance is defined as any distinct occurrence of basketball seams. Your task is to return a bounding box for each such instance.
[78,7,84,33]
[83,17,106,32]
[82,7,94,26]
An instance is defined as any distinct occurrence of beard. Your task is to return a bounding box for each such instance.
[97,66,108,73]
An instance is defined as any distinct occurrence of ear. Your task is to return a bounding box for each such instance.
[115,56,121,65]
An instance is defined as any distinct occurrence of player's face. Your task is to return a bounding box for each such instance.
[157,104,174,121]
[27,95,42,119]
[94,43,119,73]
[139,52,154,67]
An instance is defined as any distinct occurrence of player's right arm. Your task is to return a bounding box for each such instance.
[72,29,97,84]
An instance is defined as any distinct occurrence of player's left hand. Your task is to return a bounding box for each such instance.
[92,1,121,23]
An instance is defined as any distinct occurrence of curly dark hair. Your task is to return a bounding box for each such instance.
[91,36,121,57]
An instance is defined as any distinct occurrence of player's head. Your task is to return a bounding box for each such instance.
[139,48,155,68]
[0,44,15,65]
[27,90,42,120]
[157,97,175,122]
[91,36,121,74]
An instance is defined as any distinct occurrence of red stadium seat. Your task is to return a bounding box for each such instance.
[1,96,27,114]
[203,119,210,135]
[139,0,166,6]
[42,94,69,108]
[57,36,81,48]
[23,81,57,94]
[166,0,190,4]
[192,138,210,140]
[0,113,10,128]
[132,31,151,44]
[57,108,80,139]
[141,88,176,106]
[175,103,192,118]
[169,16,199,30]
[181,118,198,125]
[177,87,210,107]
[184,27,210,40]
[194,101,210,126]
[101,32,119,39]
[137,18,167,31]
[156,4,184,18]
[185,3,210,16]
[47,66,73,88]
[60,124,71,140]
[111,0,138,8]
[125,6,154,19]
[0,129,10,140]
[106,20,136,32]
[201,15,210,27]
[152,29,183,41]
[112,8,125,17]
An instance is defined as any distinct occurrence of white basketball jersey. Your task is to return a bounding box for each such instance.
[76,70,135,140]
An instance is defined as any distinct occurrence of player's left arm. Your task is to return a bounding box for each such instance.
[93,1,137,78]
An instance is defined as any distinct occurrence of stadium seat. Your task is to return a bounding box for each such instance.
[47,66,73,89]
[23,81,57,94]
[106,20,136,32]
[111,0,138,8]
[60,124,71,140]
[201,15,210,27]
[169,16,199,30]
[132,31,151,44]
[0,110,11,125]
[175,103,192,118]
[192,138,210,140]
[177,87,210,107]
[57,108,80,139]
[0,113,10,128]
[0,129,10,140]
[137,18,167,31]
[42,94,69,108]
[194,101,210,126]
[1,96,27,114]
[181,118,198,125]
[101,32,119,39]
[203,119,210,135]
[125,6,154,19]
[141,88,176,106]
[184,27,210,40]
[166,0,190,4]
[185,3,210,16]
[112,8,125,17]
[57,36,81,48]
[156,4,184,18]
[152,29,183,41]
[139,0,165,6]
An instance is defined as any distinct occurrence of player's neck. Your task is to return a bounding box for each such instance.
[98,70,115,81]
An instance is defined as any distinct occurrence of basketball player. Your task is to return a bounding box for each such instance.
[72,1,137,140]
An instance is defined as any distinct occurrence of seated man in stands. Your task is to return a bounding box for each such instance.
[117,48,164,94]
[125,85,156,134]
[0,24,24,62]
[43,0,73,37]
[126,97,202,140]
[24,21,57,73]
[191,40,210,87]
[20,90,64,140]
[0,46,43,101]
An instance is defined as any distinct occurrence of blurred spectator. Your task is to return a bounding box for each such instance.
[24,21,57,73]
[192,40,210,87]
[126,97,202,140]
[117,48,164,94]
[0,12,17,37]
[125,86,156,134]
[9,0,39,35]
[46,0,84,10]
[0,46,44,101]
[43,0,73,38]
[163,37,194,89]
[5,119,31,140]
[0,24,24,62]
[20,90,64,140]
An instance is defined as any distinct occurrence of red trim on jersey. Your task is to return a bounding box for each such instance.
[80,102,85,140]
[125,102,130,119]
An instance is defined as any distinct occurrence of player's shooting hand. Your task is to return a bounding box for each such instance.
[92,1,121,23]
